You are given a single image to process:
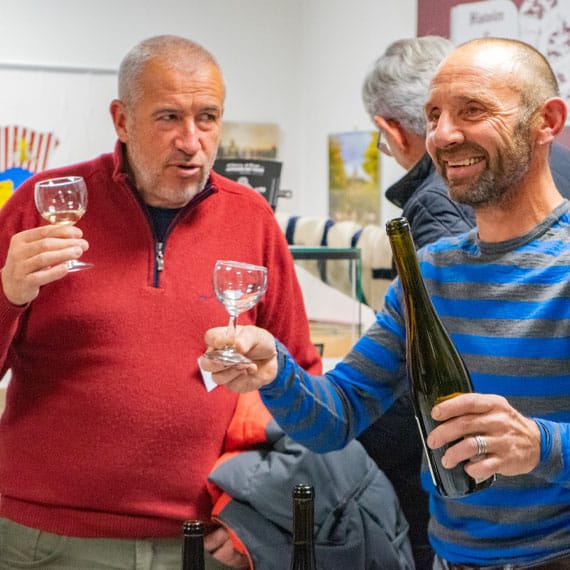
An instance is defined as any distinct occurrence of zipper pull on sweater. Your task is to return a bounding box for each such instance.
[156,242,165,272]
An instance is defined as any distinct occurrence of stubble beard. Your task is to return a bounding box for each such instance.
[442,121,533,210]
[126,142,218,207]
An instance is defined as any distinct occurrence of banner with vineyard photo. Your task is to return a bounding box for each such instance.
[328,130,379,226]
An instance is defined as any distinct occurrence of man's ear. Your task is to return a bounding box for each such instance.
[374,115,408,153]
[110,99,129,143]
[535,97,567,144]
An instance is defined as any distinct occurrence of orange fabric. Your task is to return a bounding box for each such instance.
[207,391,272,507]
[211,492,232,517]
[223,391,273,452]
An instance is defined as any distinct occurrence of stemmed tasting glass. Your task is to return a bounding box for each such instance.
[34,176,93,272]
[203,260,268,364]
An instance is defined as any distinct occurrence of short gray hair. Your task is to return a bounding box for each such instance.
[362,36,454,135]
[118,35,224,107]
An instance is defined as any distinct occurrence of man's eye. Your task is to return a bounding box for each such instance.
[464,105,484,117]
[427,110,440,125]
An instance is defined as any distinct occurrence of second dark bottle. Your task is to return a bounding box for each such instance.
[182,520,205,570]
[386,216,495,498]
[290,483,316,569]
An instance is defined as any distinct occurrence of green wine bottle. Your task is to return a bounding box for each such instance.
[386,216,495,498]
[182,520,205,570]
[290,483,317,569]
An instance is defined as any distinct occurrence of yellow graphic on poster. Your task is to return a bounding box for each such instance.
[19,137,28,165]
[0,180,13,209]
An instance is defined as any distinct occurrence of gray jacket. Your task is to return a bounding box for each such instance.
[209,415,414,569]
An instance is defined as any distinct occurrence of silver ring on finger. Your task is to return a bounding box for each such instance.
[474,434,487,458]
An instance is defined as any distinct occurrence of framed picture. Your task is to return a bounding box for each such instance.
[328,130,379,225]
[217,121,279,160]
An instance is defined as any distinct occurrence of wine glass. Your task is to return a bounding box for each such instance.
[203,260,268,364]
[34,176,93,272]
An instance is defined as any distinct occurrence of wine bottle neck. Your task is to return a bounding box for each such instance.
[388,225,435,314]
[291,486,316,570]
[292,503,314,543]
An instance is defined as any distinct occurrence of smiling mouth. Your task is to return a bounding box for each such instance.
[446,157,484,168]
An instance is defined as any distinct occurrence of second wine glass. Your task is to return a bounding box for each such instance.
[34,176,93,272]
[203,260,268,364]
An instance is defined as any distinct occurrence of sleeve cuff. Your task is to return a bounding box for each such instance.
[259,339,289,395]
[530,418,565,482]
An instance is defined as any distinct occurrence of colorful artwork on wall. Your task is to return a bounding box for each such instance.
[328,131,379,225]
[0,125,60,207]
[0,64,117,210]
[216,121,279,160]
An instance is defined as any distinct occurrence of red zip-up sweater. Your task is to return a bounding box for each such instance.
[0,143,321,538]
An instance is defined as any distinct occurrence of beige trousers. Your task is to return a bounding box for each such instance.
[0,517,234,570]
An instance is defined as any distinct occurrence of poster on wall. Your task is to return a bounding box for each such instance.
[214,122,283,209]
[216,121,279,160]
[0,65,117,208]
[328,131,379,225]
[0,125,60,208]
[449,0,518,42]
[213,158,283,210]
[417,0,570,144]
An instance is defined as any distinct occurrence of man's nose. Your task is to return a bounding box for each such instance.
[428,112,464,149]
[175,120,201,154]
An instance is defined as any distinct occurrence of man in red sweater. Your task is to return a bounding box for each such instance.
[0,35,321,569]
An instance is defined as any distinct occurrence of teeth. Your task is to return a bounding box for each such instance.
[448,157,481,167]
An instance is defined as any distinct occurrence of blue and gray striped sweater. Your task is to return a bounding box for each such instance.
[261,200,570,566]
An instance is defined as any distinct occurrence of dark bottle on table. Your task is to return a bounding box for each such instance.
[290,483,317,569]
[182,520,205,570]
[386,216,495,498]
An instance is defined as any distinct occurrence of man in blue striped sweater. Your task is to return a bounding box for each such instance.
[201,38,570,570]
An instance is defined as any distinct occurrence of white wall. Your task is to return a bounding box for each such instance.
[0,0,415,221]
[294,0,414,222]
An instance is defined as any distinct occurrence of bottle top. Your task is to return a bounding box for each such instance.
[292,483,314,499]
[385,216,410,235]
[183,520,204,537]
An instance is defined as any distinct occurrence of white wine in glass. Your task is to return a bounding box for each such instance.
[34,176,93,272]
[203,260,268,364]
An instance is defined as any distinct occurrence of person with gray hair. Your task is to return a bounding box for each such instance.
[0,33,416,570]
[362,35,476,240]
[0,34,329,569]
[362,36,454,140]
